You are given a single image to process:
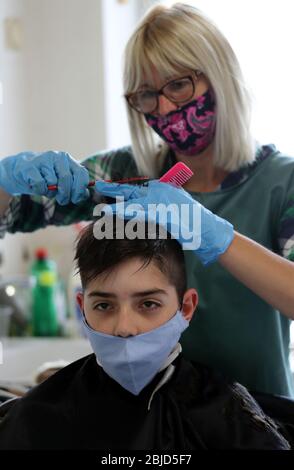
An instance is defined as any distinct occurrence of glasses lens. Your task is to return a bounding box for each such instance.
[129,90,157,113]
[128,76,195,113]
[164,77,194,102]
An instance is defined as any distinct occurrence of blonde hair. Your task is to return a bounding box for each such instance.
[123,3,255,177]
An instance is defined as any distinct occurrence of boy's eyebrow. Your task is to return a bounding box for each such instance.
[88,291,116,298]
[132,289,168,298]
[88,289,168,298]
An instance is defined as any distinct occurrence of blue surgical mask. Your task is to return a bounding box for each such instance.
[82,310,189,395]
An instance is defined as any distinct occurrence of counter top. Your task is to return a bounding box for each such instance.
[0,337,92,384]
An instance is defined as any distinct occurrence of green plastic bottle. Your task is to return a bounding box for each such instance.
[31,248,59,336]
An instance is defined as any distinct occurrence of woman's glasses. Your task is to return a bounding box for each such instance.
[125,71,201,114]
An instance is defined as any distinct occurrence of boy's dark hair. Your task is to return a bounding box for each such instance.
[74,220,187,301]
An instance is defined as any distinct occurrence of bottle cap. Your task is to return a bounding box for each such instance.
[35,248,48,259]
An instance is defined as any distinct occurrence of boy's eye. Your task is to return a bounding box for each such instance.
[94,302,111,311]
[141,301,161,310]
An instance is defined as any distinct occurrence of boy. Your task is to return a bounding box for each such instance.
[0,220,290,449]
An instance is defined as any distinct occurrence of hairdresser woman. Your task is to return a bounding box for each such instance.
[0,3,293,397]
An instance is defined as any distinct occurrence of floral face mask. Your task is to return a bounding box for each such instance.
[145,89,216,156]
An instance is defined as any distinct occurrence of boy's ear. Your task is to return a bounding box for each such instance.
[76,291,84,312]
[181,288,198,322]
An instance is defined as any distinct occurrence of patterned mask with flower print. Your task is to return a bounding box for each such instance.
[145,89,216,156]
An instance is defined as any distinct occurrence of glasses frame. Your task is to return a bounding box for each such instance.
[125,70,202,114]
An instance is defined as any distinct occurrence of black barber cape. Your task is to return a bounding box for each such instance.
[0,354,290,450]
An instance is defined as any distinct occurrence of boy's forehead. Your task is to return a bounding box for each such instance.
[85,257,172,294]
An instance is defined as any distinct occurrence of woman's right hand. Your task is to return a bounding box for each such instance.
[95,180,235,265]
[0,151,90,205]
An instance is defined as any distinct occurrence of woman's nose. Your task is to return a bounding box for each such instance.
[157,94,178,116]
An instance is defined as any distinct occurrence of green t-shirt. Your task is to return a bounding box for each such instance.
[180,150,294,397]
[2,144,294,396]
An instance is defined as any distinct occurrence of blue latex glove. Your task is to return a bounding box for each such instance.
[0,151,90,205]
[95,180,234,265]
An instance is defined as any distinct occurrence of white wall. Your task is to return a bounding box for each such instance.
[0,0,27,278]
[101,0,137,149]
[0,0,143,281]
[1,0,107,160]
[0,0,26,157]
[22,0,106,158]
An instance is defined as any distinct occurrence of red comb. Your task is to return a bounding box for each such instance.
[159,162,193,187]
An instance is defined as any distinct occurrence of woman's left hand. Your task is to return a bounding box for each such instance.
[94,180,234,265]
